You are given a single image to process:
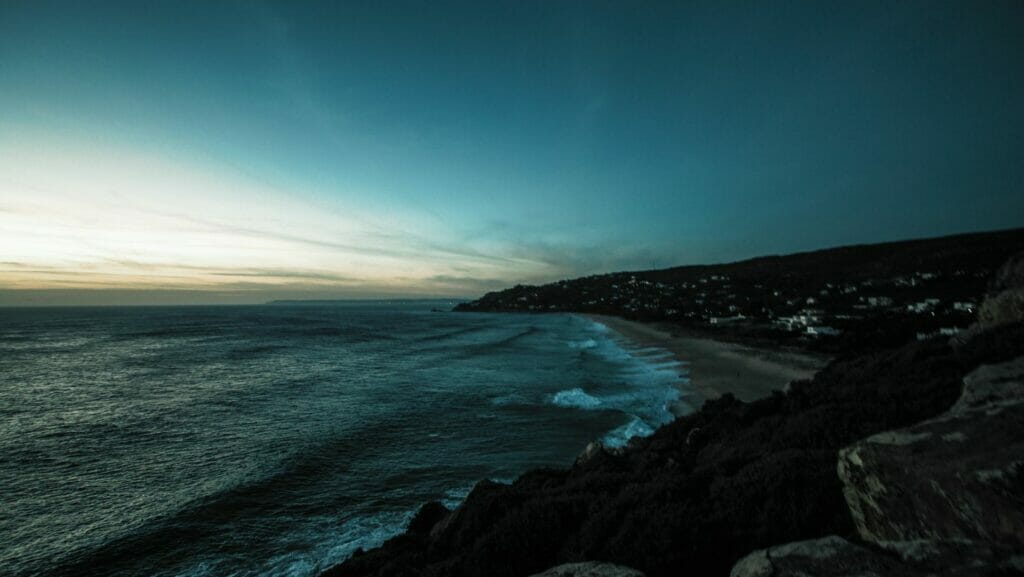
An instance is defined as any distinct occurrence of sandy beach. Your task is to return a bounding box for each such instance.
[584,314,828,406]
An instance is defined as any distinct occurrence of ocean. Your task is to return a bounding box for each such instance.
[0,302,690,577]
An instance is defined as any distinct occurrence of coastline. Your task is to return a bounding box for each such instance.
[329,247,1024,577]
[583,314,828,405]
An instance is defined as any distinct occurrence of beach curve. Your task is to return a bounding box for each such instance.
[582,314,828,404]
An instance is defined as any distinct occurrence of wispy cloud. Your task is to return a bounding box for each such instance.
[209,270,358,282]
[422,274,511,292]
[0,132,661,303]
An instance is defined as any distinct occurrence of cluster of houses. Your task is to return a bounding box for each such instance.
[606,270,976,340]
[906,298,941,313]
[686,270,979,340]
[467,267,984,343]
[855,296,894,309]
[773,309,840,337]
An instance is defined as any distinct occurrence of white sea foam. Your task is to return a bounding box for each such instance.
[550,316,693,448]
[602,417,656,448]
[551,387,604,409]
[319,510,414,569]
[183,509,418,577]
[442,485,473,509]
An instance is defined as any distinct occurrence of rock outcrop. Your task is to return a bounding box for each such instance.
[837,357,1024,546]
[988,251,1024,295]
[529,562,646,577]
[974,250,1024,332]
[730,536,904,577]
[730,352,1024,577]
[978,286,1024,329]
[730,535,1024,577]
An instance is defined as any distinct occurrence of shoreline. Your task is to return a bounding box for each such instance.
[583,314,828,405]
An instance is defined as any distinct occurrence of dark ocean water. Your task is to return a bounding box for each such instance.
[0,302,690,577]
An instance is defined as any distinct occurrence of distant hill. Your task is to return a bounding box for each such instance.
[267,299,466,306]
[456,228,1024,352]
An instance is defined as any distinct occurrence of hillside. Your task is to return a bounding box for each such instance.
[456,228,1024,353]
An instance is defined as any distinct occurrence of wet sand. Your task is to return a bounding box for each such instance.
[583,314,828,406]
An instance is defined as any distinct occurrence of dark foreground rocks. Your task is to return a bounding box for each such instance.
[726,254,1024,576]
[732,355,1024,577]
[839,357,1024,546]
[730,535,1024,577]
[978,251,1024,330]
[528,562,646,577]
[324,319,1024,577]
[730,536,902,577]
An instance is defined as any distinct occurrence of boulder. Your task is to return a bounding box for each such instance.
[529,562,646,577]
[953,252,1024,346]
[977,288,1024,330]
[730,535,1024,577]
[837,357,1024,546]
[875,538,1024,575]
[977,251,1024,330]
[731,353,1024,577]
[988,251,1024,294]
[575,441,606,466]
[953,357,1024,413]
[729,536,908,577]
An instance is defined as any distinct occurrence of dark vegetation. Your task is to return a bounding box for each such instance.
[456,228,1024,354]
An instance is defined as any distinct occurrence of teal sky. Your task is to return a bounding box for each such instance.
[1,1,1022,304]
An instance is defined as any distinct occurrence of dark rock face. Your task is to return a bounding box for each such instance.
[978,283,1024,330]
[529,562,646,577]
[838,357,1024,546]
[977,250,1024,330]
[407,502,450,536]
[730,536,906,577]
[988,251,1024,295]
[729,328,1024,577]
[731,536,1024,577]
[324,323,1024,577]
[877,539,1024,576]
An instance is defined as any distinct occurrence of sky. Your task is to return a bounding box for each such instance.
[1,0,1022,305]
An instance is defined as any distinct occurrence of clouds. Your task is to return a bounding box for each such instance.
[0,134,674,303]
[0,134,581,300]
[4,2,1023,307]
